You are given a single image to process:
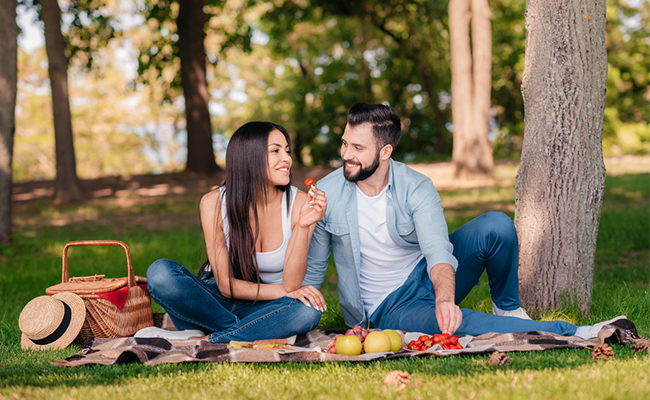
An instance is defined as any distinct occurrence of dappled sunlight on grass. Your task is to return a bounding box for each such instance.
[537,310,581,325]
[1,158,648,399]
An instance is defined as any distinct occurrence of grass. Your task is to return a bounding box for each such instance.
[1,163,648,399]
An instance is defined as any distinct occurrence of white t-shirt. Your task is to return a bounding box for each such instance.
[356,185,424,316]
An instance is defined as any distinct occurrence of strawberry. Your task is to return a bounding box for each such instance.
[304,178,316,188]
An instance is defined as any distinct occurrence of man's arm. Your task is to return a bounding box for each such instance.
[430,263,463,334]
[404,176,461,333]
[407,179,458,275]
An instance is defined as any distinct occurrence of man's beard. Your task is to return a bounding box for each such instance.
[343,150,381,183]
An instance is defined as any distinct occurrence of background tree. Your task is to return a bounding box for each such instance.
[177,0,217,173]
[515,0,608,316]
[0,0,18,245]
[38,0,97,203]
[602,0,649,155]
[449,0,493,178]
[259,0,454,166]
[11,0,646,181]
[137,0,254,173]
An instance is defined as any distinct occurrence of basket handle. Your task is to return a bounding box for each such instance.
[62,240,136,287]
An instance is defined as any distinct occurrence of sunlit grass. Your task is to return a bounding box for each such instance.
[1,162,648,400]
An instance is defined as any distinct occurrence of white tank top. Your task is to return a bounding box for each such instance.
[220,186,297,284]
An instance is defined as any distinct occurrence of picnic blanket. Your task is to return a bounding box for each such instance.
[53,317,643,366]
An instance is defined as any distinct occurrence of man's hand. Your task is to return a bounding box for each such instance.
[435,300,462,335]
[430,263,462,334]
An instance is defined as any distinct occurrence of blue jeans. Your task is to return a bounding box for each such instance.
[146,259,322,342]
[451,211,521,311]
[369,212,578,336]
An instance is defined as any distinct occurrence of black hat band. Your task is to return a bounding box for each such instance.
[31,302,72,345]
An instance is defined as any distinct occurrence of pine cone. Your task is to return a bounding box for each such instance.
[592,343,614,360]
[489,351,511,366]
[384,370,412,385]
[632,339,650,353]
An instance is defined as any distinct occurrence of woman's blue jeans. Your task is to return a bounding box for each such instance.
[146,259,322,342]
[369,212,578,336]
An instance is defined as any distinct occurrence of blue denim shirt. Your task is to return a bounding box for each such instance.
[303,159,458,327]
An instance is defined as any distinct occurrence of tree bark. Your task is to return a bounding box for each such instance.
[177,0,219,173]
[40,0,83,203]
[450,0,493,178]
[0,0,18,245]
[449,0,472,171]
[515,0,607,316]
[469,0,493,173]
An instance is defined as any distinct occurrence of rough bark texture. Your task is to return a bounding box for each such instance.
[468,0,493,174]
[177,0,219,173]
[0,0,17,245]
[41,0,83,204]
[450,0,494,178]
[515,0,607,316]
[450,0,472,169]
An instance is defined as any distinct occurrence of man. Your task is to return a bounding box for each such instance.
[304,102,623,338]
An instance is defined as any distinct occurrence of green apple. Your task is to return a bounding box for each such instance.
[363,331,392,353]
[335,335,362,356]
[382,329,403,352]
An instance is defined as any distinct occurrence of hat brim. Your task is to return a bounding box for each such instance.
[21,292,86,350]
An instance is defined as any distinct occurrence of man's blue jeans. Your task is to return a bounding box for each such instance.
[369,212,578,336]
[146,259,322,342]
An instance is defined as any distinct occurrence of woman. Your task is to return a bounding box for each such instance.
[136,121,327,342]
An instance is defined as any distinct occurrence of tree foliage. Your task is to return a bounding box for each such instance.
[11,0,648,180]
[134,0,253,103]
[603,0,649,155]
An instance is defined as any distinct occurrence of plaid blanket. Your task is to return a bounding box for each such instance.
[53,317,642,366]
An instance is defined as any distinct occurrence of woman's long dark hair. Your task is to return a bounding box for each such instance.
[201,121,292,297]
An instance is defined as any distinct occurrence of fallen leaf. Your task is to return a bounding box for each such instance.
[394,383,407,392]
[524,373,535,387]
[586,14,591,21]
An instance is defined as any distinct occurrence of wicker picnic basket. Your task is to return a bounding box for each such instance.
[45,240,154,341]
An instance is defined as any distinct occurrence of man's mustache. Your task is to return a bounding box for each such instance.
[341,158,360,166]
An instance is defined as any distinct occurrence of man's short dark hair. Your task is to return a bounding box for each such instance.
[347,102,401,150]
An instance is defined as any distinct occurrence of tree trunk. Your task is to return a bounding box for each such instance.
[0,0,18,245]
[515,0,607,316]
[40,0,83,204]
[450,0,493,178]
[177,0,219,174]
[420,66,445,154]
[469,0,493,173]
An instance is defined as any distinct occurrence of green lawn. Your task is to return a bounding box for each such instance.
[1,169,648,400]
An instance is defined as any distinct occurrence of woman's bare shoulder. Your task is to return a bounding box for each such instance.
[200,187,222,212]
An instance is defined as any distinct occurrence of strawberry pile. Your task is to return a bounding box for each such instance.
[406,333,463,351]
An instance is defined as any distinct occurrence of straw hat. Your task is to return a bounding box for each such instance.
[19,293,86,350]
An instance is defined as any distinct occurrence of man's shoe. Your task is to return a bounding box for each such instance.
[134,326,205,340]
[492,302,533,320]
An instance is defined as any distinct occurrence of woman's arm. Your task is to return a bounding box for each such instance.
[200,190,289,301]
[282,187,327,291]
